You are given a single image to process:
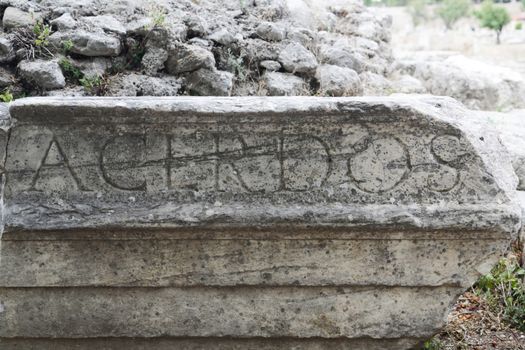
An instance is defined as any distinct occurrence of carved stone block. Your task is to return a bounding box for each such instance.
[0,96,520,349]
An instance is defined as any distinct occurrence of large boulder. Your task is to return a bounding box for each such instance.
[470,110,525,191]
[398,54,525,111]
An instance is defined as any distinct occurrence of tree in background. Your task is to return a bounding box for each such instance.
[437,0,470,30]
[407,0,427,26]
[474,0,511,45]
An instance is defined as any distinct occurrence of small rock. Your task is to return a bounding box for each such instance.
[165,43,215,75]
[187,69,233,96]
[256,22,285,42]
[81,15,126,35]
[50,31,122,57]
[278,42,317,75]
[50,13,76,31]
[260,60,281,72]
[287,27,316,47]
[315,64,361,96]
[108,73,182,96]
[126,18,153,35]
[167,24,188,42]
[241,39,280,63]
[391,75,427,94]
[0,37,16,64]
[319,46,364,73]
[209,29,236,46]
[141,47,168,75]
[263,71,307,96]
[185,16,208,38]
[359,72,392,95]
[187,38,212,49]
[18,59,66,90]
[2,7,42,30]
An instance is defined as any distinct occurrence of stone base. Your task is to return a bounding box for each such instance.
[0,228,508,347]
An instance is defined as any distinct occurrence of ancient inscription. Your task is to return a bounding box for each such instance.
[6,123,470,198]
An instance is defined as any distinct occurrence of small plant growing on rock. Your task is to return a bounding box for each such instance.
[226,48,247,82]
[516,22,523,31]
[11,20,54,59]
[33,20,51,48]
[150,6,167,28]
[62,39,74,54]
[437,0,470,30]
[80,75,109,96]
[407,0,428,27]
[475,0,510,45]
[59,58,84,83]
[0,89,13,103]
[477,256,525,331]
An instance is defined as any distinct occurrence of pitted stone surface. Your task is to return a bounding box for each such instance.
[0,96,520,349]
[3,96,519,231]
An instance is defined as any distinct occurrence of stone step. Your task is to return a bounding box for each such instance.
[0,286,457,339]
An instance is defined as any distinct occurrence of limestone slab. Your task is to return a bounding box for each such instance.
[0,96,520,348]
[4,96,520,233]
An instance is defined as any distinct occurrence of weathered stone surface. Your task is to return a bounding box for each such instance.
[208,28,237,46]
[278,42,318,74]
[17,59,66,90]
[80,15,126,35]
[263,71,307,96]
[107,73,182,97]
[399,54,525,111]
[49,31,122,57]
[0,37,16,64]
[0,285,462,338]
[2,7,41,29]
[256,21,285,41]
[186,69,233,96]
[2,96,519,231]
[165,43,215,75]
[50,13,76,31]
[260,60,281,72]
[316,64,362,96]
[0,96,519,349]
[465,110,525,191]
[0,229,509,288]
